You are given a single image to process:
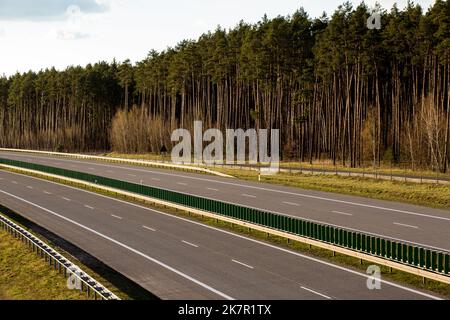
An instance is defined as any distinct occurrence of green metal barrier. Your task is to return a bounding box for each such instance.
[1,157,449,278]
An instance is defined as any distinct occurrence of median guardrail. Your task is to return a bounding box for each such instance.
[0,157,448,281]
[0,213,120,300]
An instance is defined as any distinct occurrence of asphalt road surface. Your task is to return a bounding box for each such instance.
[0,151,449,253]
[0,170,441,300]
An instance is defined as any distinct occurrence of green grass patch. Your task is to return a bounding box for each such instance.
[0,227,88,300]
[280,160,450,180]
[0,205,156,301]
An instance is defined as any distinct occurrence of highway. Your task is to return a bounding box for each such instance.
[0,151,449,253]
[0,170,441,300]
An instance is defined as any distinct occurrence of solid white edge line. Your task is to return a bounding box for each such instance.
[0,171,443,300]
[0,188,234,301]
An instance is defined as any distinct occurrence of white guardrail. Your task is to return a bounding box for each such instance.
[0,214,120,300]
[0,148,234,178]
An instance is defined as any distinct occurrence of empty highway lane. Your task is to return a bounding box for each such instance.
[0,170,441,300]
[0,151,449,252]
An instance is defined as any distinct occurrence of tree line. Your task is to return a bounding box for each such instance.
[1,1,450,172]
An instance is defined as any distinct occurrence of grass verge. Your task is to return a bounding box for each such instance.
[0,226,87,300]
[0,206,157,301]
[3,167,449,299]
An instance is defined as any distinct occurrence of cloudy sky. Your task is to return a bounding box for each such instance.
[0,0,435,76]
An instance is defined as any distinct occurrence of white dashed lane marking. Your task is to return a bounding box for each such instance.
[283,201,300,207]
[182,241,199,248]
[393,222,419,229]
[332,211,354,217]
[300,286,332,300]
[232,259,254,270]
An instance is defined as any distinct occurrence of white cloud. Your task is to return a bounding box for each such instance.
[48,5,90,40]
[0,0,109,21]
[0,28,4,37]
[0,0,436,76]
